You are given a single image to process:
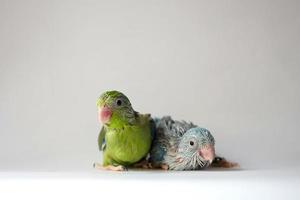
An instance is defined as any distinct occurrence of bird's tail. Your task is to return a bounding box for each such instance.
[211,156,239,168]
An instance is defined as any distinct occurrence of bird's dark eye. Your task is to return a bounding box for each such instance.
[189,141,194,146]
[116,99,122,106]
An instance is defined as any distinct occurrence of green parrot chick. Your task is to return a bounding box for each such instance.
[96,91,153,171]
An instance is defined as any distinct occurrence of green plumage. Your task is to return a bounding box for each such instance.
[97,91,152,167]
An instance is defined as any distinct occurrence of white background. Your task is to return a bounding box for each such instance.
[0,0,300,199]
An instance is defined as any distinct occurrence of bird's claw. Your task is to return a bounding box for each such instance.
[93,162,127,171]
[133,159,152,169]
[161,164,169,170]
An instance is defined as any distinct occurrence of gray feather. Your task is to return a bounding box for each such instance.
[150,116,215,170]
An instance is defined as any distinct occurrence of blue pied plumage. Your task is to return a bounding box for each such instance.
[150,116,215,170]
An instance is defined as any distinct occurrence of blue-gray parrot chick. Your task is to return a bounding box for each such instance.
[150,116,215,170]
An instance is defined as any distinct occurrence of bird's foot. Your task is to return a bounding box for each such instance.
[93,162,127,171]
[160,164,169,170]
[133,159,152,169]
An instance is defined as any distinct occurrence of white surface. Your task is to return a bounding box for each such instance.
[1,0,300,171]
[1,1,300,198]
[0,0,300,200]
[0,168,300,200]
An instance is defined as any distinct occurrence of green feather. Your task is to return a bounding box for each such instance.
[96,91,152,167]
[103,114,152,166]
[97,127,106,151]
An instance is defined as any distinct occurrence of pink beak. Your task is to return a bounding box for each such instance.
[198,145,215,164]
[98,106,112,124]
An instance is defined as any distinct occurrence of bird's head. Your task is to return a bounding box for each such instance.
[96,90,135,127]
[177,127,215,169]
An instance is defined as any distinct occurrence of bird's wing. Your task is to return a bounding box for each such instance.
[134,112,156,139]
[97,126,106,151]
[158,116,196,137]
[148,116,157,140]
[173,120,197,136]
[152,116,200,168]
[155,116,183,149]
